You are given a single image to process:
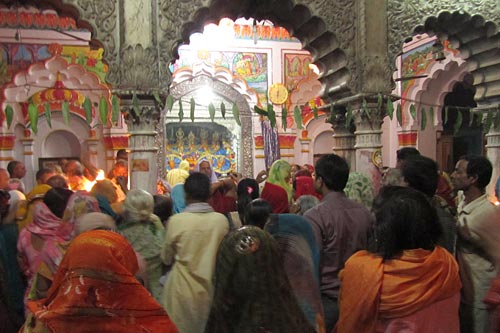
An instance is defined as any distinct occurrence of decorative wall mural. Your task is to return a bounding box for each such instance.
[173,49,268,107]
[284,53,314,92]
[165,122,236,176]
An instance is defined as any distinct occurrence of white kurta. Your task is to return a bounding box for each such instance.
[161,210,229,333]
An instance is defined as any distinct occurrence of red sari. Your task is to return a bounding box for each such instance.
[261,182,290,213]
[24,230,177,333]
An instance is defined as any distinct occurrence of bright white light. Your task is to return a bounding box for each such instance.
[309,63,320,75]
[197,86,215,105]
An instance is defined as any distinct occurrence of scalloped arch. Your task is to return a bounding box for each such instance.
[169,0,352,100]
[406,10,500,105]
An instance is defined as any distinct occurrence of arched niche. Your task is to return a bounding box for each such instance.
[391,10,500,105]
[161,68,257,178]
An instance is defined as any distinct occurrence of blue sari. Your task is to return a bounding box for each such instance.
[264,214,324,331]
[171,183,186,214]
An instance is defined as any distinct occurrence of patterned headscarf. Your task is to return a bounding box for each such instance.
[62,191,101,237]
[344,172,375,209]
[266,159,292,201]
[26,230,178,333]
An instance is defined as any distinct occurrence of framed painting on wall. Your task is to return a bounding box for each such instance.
[38,157,79,171]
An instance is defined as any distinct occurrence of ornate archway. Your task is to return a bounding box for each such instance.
[160,63,258,178]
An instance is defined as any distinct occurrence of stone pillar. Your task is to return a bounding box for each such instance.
[120,92,162,194]
[327,111,356,170]
[20,133,35,192]
[486,126,500,199]
[353,100,384,194]
[474,106,500,199]
[84,130,101,175]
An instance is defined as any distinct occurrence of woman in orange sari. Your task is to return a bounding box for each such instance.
[21,229,177,333]
[336,186,461,333]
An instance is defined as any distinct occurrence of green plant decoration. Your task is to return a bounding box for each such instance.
[233,103,241,126]
[61,101,70,126]
[453,110,463,135]
[313,106,318,119]
[190,97,195,122]
[253,105,267,116]
[429,107,434,125]
[345,104,353,127]
[444,106,449,125]
[99,96,108,126]
[153,92,162,107]
[45,103,52,128]
[220,102,226,119]
[386,96,394,119]
[267,103,276,128]
[4,104,13,128]
[494,112,500,129]
[83,97,92,125]
[396,104,402,126]
[178,99,184,122]
[476,111,483,126]
[294,105,303,129]
[362,98,370,120]
[282,106,288,131]
[28,103,39,133]
[409,104,417,120]
[166,95,174,112]
[469,112,475,127]
[377,93,383,111]
[132,93,140,116]
[208,102,215,122]
[484,110,493,131]
[420,107,426,130]
[111,95,120,125]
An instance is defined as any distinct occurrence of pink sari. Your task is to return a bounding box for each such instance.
[17,203,71,309]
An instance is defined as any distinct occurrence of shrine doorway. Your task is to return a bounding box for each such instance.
[161,64,258,178]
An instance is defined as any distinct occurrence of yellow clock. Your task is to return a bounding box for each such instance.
[268,83,289,105]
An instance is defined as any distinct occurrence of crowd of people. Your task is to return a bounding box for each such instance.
[0,148,499,333]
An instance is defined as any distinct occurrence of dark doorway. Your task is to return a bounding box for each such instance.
[440,74,483,173]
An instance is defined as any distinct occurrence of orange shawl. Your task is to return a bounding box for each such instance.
[336,247,461,333]
[27,230,177,333]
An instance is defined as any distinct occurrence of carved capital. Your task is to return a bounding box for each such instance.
[74,0,119,84]
[119,45,159,90]
[117,93,162,129]
[360,56,393,93]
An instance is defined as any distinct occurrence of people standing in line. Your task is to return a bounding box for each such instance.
[63,160,87,191]
[118,189,165,302]
[336,186,461,333]
[400,155,457,253]
[16,187,73,311]
[260,159,293,213]
[0,188,25,332]
[0,168,10,190]
[7,160,26,193]
[161,172,229,333]
[196,159,237,215]
[264,215,324,331]
[304,153,374,332]
[20,230,177,333]
[204,226,315,333]
[396,147,456,212]
[451,155,500,333]
[226,178,260,228]
[167,160,190,214]
[107,160,129,202]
